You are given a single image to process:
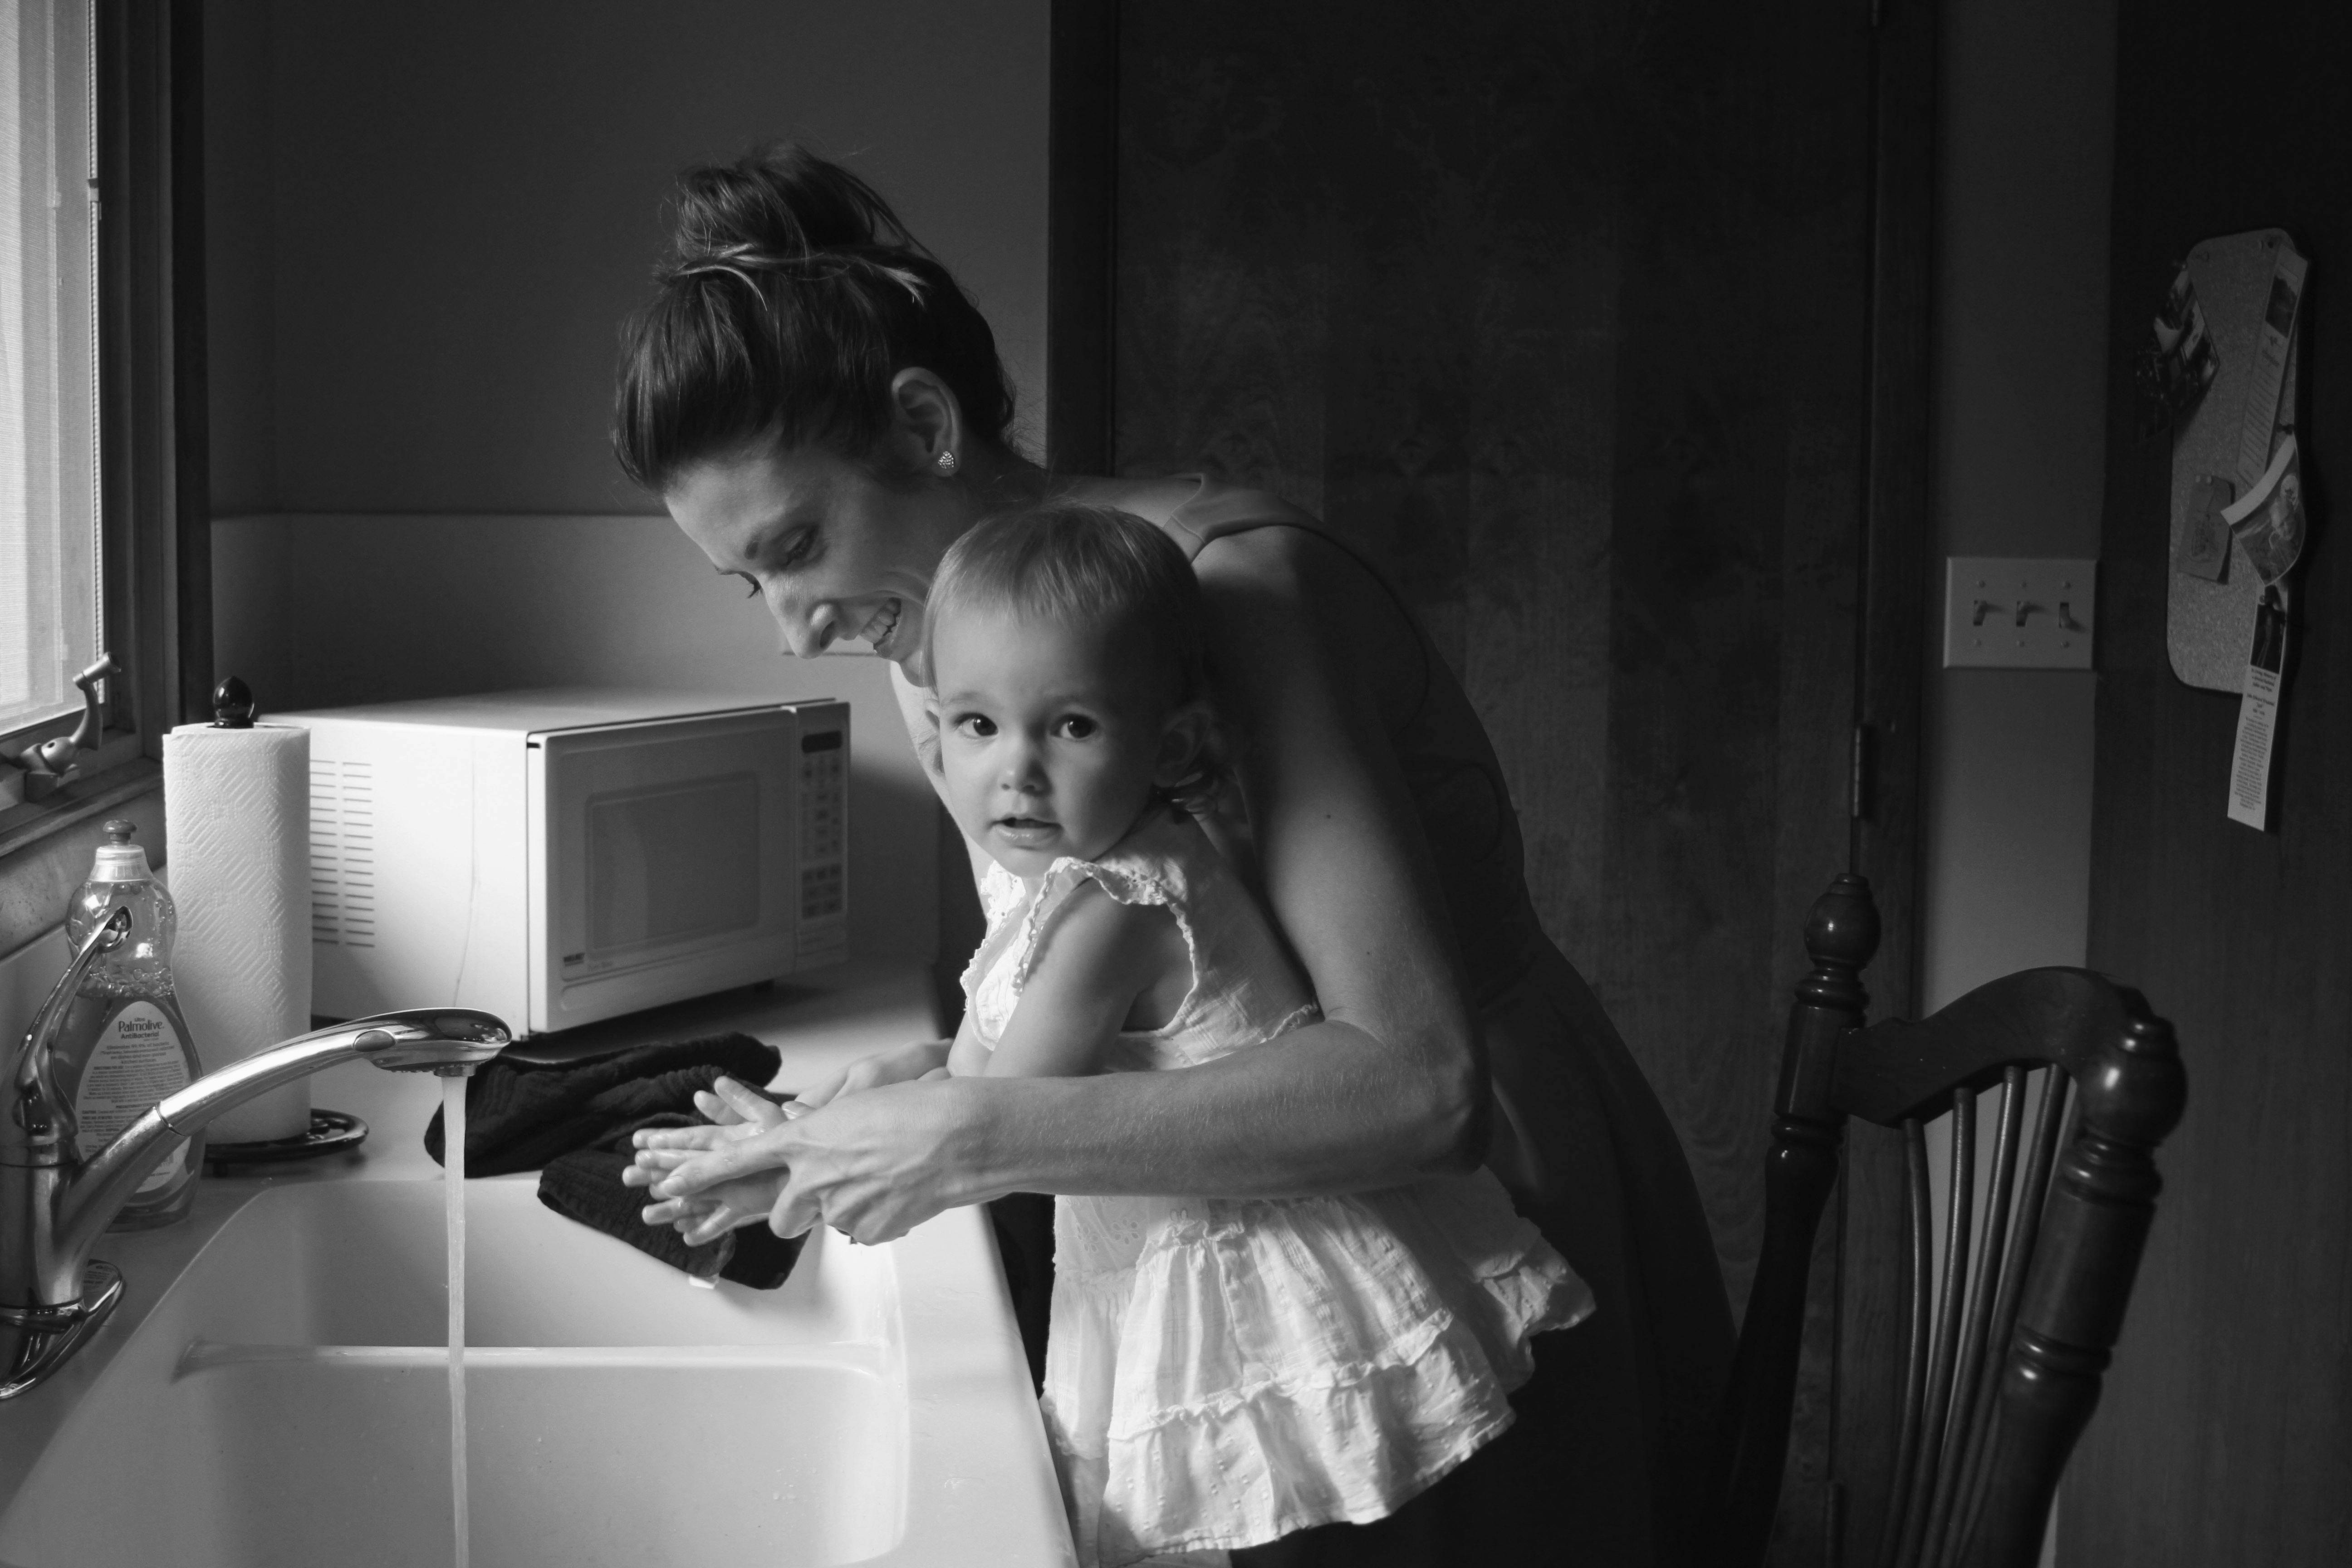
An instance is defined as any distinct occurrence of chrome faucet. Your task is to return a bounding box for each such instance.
[2,908,509,1398]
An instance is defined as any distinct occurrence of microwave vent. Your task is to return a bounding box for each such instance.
[309,759,377,947]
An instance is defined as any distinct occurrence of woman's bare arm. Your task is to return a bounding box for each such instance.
[647,526,1485,1242]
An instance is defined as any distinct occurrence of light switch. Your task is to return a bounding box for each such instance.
[1942,558,2097,670]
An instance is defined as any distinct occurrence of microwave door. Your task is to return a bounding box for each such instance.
[529,711,800,1031]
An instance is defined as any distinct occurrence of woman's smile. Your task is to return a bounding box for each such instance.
[855,598,905,656]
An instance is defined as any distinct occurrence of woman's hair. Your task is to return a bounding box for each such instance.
[613,145,1018,491]
[930,504,1225,813]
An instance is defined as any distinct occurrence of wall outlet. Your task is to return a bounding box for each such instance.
[1943,558,2097,670]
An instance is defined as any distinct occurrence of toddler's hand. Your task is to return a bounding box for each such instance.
[628,1076,790,1164]
[644,1173,792,1245]
[627,1075,797,1243]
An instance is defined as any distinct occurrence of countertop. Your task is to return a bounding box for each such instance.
[0,958,948,1510]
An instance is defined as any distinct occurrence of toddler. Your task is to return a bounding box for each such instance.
[924,505,1590,1566]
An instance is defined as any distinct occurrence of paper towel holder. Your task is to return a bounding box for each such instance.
[210,676,257,729]
[206,1108,370,1169]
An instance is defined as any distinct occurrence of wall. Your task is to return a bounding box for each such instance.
[1918,0,2113,1016]
[204,0,1052,975]
[207,0,1049,515]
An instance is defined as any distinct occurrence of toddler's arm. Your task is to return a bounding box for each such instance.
[945,1004,992,1078]
[984,879,1181,1080]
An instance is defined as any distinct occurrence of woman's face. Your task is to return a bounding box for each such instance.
[666,441,970,684]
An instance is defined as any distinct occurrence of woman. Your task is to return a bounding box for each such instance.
[621,146,1731,1566]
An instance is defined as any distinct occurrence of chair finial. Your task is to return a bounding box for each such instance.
[1804,872,1882,974]
[2079,1012,2188,1154]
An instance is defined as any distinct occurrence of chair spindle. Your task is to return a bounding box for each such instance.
[1920,1066,2028,1568]
[1879,1117,1936,1567]
[1948,1070,2074,1554]
[1894,1089,1978,1568]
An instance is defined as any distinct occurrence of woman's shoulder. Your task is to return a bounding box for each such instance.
[1062,474,1324,560]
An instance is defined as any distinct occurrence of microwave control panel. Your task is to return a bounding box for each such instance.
[794,711,849,954]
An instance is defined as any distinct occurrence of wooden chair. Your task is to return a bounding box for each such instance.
[1710,873,2187,1568]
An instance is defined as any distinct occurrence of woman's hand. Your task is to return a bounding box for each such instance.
[644,1075,986,1245]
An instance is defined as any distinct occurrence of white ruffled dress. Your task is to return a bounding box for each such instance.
[962,812,1595,1568]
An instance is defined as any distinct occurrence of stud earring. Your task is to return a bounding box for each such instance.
[935,450,960,476]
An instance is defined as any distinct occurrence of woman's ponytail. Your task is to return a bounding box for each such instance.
[614,145,1017,491]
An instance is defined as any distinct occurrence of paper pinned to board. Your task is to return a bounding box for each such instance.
[2236,250,2307,491]
[2176,474,2234,583]
[2222,434,2303,587]
[2228,591,2288,831]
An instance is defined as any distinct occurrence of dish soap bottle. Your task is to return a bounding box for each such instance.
[54,820,205,1229]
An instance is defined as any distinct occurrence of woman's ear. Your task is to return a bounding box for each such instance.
[1152,701,1214,789]
[888,368,965,475]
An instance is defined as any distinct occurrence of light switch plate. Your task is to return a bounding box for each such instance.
[1943,558,2097,670]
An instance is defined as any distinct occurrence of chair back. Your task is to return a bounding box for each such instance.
[1710,873,2185,1568]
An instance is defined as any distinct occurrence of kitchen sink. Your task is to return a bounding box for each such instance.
[0,1179,1070,1568]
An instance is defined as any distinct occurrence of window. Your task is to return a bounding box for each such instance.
[0,0,99,752]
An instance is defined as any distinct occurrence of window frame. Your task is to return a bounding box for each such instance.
[0,0,205,949]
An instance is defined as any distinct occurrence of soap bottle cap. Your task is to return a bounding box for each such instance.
[88,819,152,883]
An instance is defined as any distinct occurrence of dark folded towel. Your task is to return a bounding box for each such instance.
[423,1031,804,1289]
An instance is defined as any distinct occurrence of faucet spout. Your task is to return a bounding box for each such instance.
[3,1007,508,1398]
[55,1010,509,1284]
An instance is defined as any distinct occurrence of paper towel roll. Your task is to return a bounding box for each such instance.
[164,722,313,1143]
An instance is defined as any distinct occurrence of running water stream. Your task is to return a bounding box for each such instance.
[444,1074,470,1568]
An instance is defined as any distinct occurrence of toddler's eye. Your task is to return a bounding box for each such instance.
[956,714,997,738]
[1056,715,1099,740]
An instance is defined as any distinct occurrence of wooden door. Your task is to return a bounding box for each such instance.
[2073,4,2352,1562]
[1050,2,1936,1561]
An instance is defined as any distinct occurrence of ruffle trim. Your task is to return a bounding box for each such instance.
[958,859,1033,1003]
[1009,852,1201,1039]
[1051,1312,1522,1564]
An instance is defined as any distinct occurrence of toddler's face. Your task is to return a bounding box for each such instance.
[931,603,1186,878]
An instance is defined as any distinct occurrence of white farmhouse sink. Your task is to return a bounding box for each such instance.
[0,1180,1073,1568]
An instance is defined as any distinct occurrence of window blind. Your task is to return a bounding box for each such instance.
[0,0,97,731]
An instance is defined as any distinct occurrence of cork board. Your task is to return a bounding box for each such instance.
[2168,229,2303,691]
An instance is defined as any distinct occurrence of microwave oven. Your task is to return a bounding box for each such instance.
[277,689,848,1036]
